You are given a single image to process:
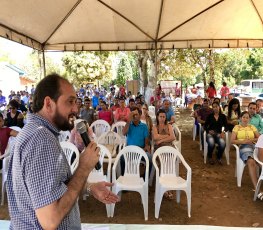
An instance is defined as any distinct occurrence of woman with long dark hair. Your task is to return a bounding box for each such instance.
[226,98,241,132]
[206,82,217,100]
[152,109,175,151]
[204,101,228,165]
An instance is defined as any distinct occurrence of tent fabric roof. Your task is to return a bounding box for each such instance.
[0,0,263,51]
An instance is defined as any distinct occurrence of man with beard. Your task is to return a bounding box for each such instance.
[248,102,263,134]
[6,74,118,230]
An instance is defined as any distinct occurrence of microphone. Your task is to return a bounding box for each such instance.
[76,121,101,170]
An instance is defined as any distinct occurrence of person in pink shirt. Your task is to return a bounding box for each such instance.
[219,82,230,107]
[98,101,113,125]
[114,97,130,122]
[119,85,126,97]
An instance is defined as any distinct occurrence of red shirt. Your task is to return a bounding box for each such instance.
[99,110,112,124]
[0,127,12,155]
[206,87,217,99]
[220,86,229,97]
[119,86,126,96]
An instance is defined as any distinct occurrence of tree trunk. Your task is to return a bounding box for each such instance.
[209,49,215,83]
[138,51,148,95]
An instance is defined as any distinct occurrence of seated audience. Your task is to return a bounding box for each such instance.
[225,98,241,132]
[98,101,113,125]
[5,99,24,128]
[204,102,228,165]
[161,99,176,124]
[0,112,18,169]
[114,97,130,122]
[140,104,153,139]
[152,109,176,151]
[231,111,260,192]
[248,102,263,134]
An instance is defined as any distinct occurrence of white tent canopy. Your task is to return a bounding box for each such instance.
[0,0,263,51]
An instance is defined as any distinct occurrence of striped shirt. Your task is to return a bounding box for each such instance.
[7,113,81,229]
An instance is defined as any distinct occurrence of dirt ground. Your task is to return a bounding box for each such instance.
[1,108,263,227]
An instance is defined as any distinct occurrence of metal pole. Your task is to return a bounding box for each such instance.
[42,50,46,78]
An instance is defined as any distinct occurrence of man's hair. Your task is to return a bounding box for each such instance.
[248,102,257,108]
[9,99,19,109]
[33,73,68,113]
[129,98,135,103]
[84,98,91,102]
[256,99,263,103]
[131,106,142,115]
[222,82,227,87]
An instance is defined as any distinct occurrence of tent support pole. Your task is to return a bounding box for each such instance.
[42,50,46,78]
[155,42,157,80]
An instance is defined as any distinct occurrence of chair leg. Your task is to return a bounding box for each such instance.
[149,167,155,187]
[154,188,164,219]
[141,189,148,221]
[186,189,191,218]
[1,182,5,206]
[254,180,262,201]
[176,190,181,203]
[106,204,111,218]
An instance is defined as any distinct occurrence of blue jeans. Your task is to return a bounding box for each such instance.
[207,133,226,159]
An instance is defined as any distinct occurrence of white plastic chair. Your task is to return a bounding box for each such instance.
[148,106,155,117]
[111,121,126,142]
[97,131,126,172]
[203,131,230,165]
[1,126,21,205]
[199,123,203,151]
[153,146,191,218]
[84,144,112,217]
[232,144,246,187]
[90,119,111,139]
[253,148,263,201]
[172,124,181,153]
[192,118,197,141]
[111,146,149,220]
[60,141,80,174]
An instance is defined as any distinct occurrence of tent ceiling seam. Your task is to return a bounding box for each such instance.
[42,0,83,47]
[250,0,263,27]
[0,22,41,47]
[158,0,225,41]
[155,0,164,40]
[97,0,155,41]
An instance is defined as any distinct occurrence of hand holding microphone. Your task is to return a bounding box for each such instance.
[76,121,101,170]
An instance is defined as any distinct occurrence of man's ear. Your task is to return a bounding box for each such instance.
[43,96,54,112]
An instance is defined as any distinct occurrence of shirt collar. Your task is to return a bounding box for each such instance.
[27,113,60,137]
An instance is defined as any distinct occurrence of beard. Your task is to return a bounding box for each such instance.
[53,108,75,131]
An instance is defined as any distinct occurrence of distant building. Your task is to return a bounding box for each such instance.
[0,63,35,97]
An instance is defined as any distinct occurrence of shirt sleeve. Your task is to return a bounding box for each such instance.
[232,125,239,134]
[256,134,263,148]
[25,132,69,210]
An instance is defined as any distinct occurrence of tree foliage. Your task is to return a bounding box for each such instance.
[62,51,114,87]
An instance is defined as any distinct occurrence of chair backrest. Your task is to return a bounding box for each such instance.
[153,146,183,177]
[113,145,149,178]
[90,119,111,138]
[148,106,155,117]
[111,121,126,141]
[60,141,80,174]
[58,130,71,142]
[88,144,112,181]
[172,124,181,152]
[8,126,21,147]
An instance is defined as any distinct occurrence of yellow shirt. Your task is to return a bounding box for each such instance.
[232,124,257,140]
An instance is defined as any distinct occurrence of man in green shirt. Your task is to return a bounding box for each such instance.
[248,102,263,134]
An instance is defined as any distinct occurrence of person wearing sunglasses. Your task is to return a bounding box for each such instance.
[5,99,24,128]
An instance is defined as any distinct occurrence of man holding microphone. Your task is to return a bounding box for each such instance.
[7,74,118,230]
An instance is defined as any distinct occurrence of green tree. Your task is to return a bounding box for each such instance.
[62,51,114,87]
[116,55,133,86]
